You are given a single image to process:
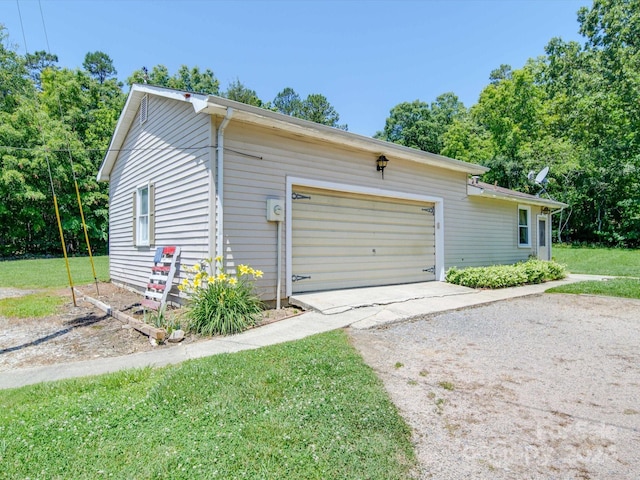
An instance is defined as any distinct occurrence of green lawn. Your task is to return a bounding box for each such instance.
[0,256,109,289]
[547,277,640,299]
[0,330,415,479]
[550,245,640,299]
[0,292,66,318]
[553,244,640,277]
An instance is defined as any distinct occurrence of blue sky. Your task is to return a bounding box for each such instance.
[4,0,588,136]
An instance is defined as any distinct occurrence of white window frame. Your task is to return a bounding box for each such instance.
[136,183,150,246]
[518,205,531,248]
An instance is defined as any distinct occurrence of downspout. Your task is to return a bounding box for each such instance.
[216,108,234,272]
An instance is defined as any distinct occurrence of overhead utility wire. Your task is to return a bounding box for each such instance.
[37,0,99,295]
[0,144,264,160]
[16,0,76,305]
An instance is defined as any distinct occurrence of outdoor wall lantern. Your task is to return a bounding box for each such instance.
[376,155,389,179]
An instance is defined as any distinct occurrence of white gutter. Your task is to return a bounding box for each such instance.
[216,108,234,272]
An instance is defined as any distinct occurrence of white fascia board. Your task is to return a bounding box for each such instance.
[98,83,489,182]
[467,184,568,209]
[201,97,489,176]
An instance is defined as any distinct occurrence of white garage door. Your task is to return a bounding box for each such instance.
[291,186,436,293]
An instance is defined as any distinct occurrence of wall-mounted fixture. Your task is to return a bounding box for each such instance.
[376,155,389,179]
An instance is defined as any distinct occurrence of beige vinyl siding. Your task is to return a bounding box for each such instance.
[222,123,456,298]
[445,198,538,267]
[106,93,545,301]
[107,97,211,297]
[221,122,543,298]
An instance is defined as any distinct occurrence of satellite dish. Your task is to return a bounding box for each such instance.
[535,166,549,185]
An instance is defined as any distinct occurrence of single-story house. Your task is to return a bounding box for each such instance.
[97,84,566,304]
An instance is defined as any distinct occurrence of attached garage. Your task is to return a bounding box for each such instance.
[99,85,567,305]
[289,184,438,293]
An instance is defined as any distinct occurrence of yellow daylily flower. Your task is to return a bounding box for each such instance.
[238,264,249,275]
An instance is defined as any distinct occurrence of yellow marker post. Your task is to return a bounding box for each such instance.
[53,194,76,307]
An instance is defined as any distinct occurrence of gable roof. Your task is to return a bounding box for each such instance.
[467,179,567,209]
[97,84,489,181]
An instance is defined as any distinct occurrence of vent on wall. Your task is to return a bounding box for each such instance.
[139,94,148,125]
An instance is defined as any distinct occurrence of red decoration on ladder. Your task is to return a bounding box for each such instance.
[141,246,181,311]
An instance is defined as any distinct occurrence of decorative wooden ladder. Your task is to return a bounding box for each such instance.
[141,246,181,311]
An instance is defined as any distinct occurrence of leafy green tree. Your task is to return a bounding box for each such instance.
[539,0,640,245]
[83,51,116,84]
[473,67,545,161]
[376,93,466,154]
[488,64,513,84]
[169,65,220,94]
[270,88,346,129]
[127,64,220,95]
[375,100,435,151]
[0,26,32,113]
[273,87,302,116]
[299,93,346,129]
[24,50,58,89]
[223,79,263,106]
[441,117,494,164]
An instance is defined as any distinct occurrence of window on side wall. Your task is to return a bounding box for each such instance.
[518,205,531,247]
[133,183,155,246]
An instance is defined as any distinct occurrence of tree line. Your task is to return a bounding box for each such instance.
[0,28,346,257]
[376,0,639,247]
[1,0,638,258]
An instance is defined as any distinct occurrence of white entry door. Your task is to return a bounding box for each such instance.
[537,215,550,260]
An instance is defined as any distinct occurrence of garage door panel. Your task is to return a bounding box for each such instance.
[292,226,434,244]
[294,189,428,210]
[293,256,436,272]
[292,237,435,251]
[292,186,436,293]
[293,268,435,291]
[294,204,435,226]
[294,244,435,258]
[294,219,435,234]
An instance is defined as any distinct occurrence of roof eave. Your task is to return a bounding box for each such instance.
[467,184,568,209]
[200,97,489,175]
[97,84,489,182]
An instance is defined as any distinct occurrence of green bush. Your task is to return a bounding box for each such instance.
[446,258,566,289]
[180,257,264,336]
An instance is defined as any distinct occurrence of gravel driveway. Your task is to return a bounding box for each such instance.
[348,293,640,479]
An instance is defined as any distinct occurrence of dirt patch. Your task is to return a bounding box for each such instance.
[348,294,640,479]
[0,282,300,372]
